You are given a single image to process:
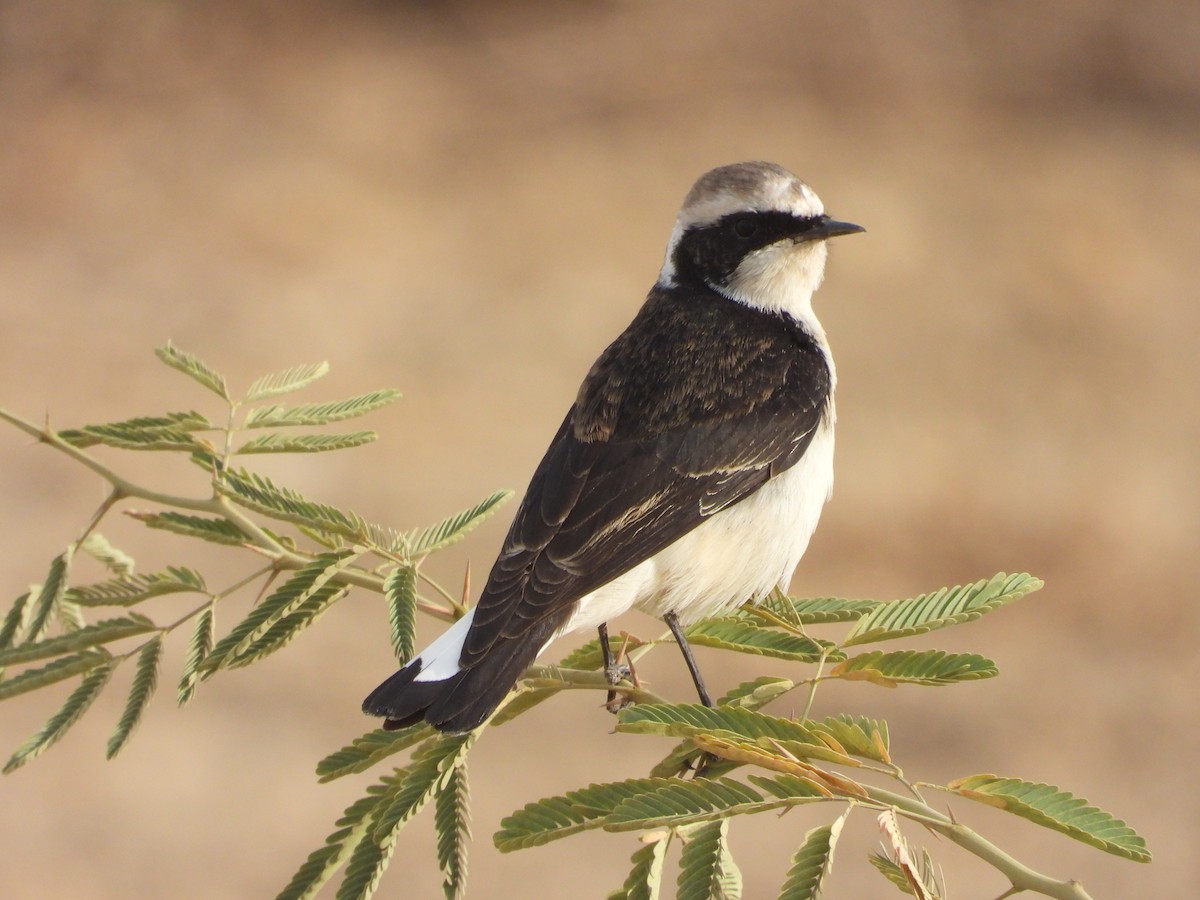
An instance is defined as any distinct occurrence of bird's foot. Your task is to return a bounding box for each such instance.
[604,634,640,714]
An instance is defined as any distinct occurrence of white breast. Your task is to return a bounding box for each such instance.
[561,416,835,635]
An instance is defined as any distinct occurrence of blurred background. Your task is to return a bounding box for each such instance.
[2,1,1197,897]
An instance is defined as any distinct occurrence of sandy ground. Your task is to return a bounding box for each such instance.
[2,2,1198,897]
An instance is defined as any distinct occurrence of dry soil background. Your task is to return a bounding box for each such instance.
[1,2,1198,898]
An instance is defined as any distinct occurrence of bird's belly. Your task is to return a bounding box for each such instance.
[562,421,835,635]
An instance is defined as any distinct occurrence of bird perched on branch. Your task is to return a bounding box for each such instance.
[364,161,863,733]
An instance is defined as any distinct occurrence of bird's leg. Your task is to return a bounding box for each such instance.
[598,623,633,713]
[664,611,714,707]
[664,611,719,777]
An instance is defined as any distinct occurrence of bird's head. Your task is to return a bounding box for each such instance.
[660,161,863,319]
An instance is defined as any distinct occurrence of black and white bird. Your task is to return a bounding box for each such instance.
[364,161,862,733]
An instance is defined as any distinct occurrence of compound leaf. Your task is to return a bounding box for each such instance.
[58,411,214,450]
[0,649,112,702]
[245,362,330,402]
[372,733,475,844]
[277,786,384,900]
[778,811,848,900]
[234,432,377,455]
[611,833,670,900]
[4,659,115,772]
[106,636,162,758]
[676,819,736,900]
[24,550,73,643]
[246,389,400,428]
[754,595,881,625]
[384,566,417,665]
[844,573,1041,646]
[948,775,1150,863]
[397,491,513,559]
[218,468,367,541]
[317,725,432,783]
[832,650,998,687]
[495,779,670,852]
[435,764,471,900]
[129,511,246,546]
[606,778,769,832]
[155,342,229,400]
[0,614,156,667]
[177,606,214,706]
[66,567,207,607]
[686,618,827,662]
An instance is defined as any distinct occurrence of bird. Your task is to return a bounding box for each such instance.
[363,161,863,734]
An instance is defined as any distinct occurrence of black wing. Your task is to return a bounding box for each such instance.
[460,285,833,667]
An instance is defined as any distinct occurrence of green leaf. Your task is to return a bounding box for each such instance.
[155,342,230,400]
[333,775,406,900]
[276,786,383,900]
[612,834,670,900]
[177,606,214,705]
[246,389,401,428]
[832,650,998,687]
[808,715,891,765]
[58,411,214,449]
[203,551,358,671]
[948,774,1151,862]
[0,649,112,702]
[57,599,86,632]
[778,811,848,900]
[373,733,475,843]
[651,679,794,778]
[24,550,73,643]
[0,592,31,651]
[618,704,824,747]
[868,852,922,897]
[676,819,736,900]
[0,614,157,667]
[225,583,348,669]
[398,490,513,559]
[606,778,769,832]
[106,636,162,758]
[495,778,671,852]
[435,764,471,900]
[317,724,432,783]
[745,774,834,802]
[66,567,208,607]
[487,684,564,727]
[4,660,115,772]
[755,595,881,625]
[384,566,417,665]
[233,432,378,455]
[245,362,331,402]
[218,467,368,541]
[717,676,795,709]
[716,828,742,900]
[79,533,135,577]
[130,511,246,546]
[843,572,1042,646]
[686,618,828,662]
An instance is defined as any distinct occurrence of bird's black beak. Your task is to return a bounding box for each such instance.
[798,216,865,243]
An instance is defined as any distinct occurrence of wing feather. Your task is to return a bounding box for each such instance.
[460,286,831,666]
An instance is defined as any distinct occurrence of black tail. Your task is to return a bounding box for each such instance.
[362,617,560,734]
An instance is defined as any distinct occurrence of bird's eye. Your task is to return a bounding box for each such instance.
[732,216,759,238]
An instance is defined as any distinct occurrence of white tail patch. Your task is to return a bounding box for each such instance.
[412,608,476,682]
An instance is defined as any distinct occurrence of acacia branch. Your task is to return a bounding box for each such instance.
[866,785,1095,900]
[0,406,456,623]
